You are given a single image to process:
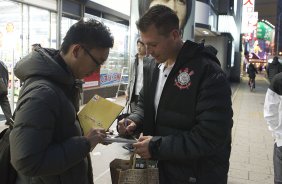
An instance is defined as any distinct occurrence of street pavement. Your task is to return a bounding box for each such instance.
[228,74,274,184]
[0,73,275,184]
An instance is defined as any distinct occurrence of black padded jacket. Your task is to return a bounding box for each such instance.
[10,48,93,184]
[128,40,233,184]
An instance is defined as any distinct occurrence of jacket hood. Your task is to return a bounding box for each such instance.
[14,48,74,85]
[177,40,220,66]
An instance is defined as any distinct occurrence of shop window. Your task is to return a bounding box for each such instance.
[29,6,51,50]
[0,0,57,107]
[84,14,129,88]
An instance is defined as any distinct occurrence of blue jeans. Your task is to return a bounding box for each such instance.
[274,143,282,184]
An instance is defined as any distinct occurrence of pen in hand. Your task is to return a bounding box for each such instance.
[124,118,129,135]
[118,118,137,136]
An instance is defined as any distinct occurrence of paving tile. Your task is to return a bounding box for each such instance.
[248,171,273,183]
[228,168,249,180]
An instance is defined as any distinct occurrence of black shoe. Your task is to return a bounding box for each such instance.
[122,144,134,152]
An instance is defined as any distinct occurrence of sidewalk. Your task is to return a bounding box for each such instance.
[228,74,274,184]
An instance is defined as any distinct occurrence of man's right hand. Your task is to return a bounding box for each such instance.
[117,118,137,136]
[85,128,107,149]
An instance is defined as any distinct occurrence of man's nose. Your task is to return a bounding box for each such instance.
[146,46,153,55]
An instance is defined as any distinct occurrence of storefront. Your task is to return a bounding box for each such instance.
[0,0,58,109]
[0,0,130,107]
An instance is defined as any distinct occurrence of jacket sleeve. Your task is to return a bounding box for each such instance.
[10,85,90,176]
[264,88,281,134]
[127,87,145,124]
[150,69,233,160]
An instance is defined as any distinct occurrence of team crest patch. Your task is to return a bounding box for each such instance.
[174,67,194,90]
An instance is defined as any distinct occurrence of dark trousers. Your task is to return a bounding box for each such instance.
[0,94,12,122]
[274,143,282,184]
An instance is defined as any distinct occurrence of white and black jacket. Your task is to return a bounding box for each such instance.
[264,72,282,147]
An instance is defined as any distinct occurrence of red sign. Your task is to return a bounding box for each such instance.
[83,70,100,88]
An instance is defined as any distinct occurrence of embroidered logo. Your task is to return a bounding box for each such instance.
[175,67,194,90]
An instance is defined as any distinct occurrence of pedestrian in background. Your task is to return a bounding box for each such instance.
[247,62,258,89]
[264,72,282,184]
[118,5,233,184]
[126,38,154,111]
[0,60,12,125]
[9,19,113,184]
[267,56,282,82]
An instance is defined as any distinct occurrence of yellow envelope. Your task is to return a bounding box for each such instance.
[78,95,124,135]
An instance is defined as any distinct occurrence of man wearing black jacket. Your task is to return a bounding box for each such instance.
[118,5,233,184]
[267,56,282,82]
[9,19,112,184]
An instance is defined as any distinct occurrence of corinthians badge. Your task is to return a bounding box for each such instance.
[175,67,194,90]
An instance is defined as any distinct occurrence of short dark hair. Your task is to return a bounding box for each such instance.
[60,19,114,54]
[137,38,144,45]
[136,5,179,36]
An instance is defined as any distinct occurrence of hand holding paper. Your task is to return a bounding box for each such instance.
[85,128,107,149]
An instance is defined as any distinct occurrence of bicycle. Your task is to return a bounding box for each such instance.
[249,78,255,92]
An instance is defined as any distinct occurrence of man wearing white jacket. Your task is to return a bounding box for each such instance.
[264,72,282,184]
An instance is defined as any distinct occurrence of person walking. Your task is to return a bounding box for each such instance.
[264,72,282,184]
[0,60,12,125]
[9,19,113,184]
[247,62,258,89]
[118,5,233,184]
[267,56,282,82]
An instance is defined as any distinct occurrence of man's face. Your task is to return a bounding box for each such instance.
[137,42,146,56]
[140,25,176,63]
[71,45,110,79]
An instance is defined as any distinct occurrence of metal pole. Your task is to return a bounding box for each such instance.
[277,12,282,55]
[56,0,62,49]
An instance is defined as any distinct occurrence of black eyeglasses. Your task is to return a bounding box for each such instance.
[81,45,102,67]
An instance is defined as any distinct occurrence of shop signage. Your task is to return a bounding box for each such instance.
[241,0,256,33]
[83,71,100,88]
[257,21,273,41]
[100,73,122,86]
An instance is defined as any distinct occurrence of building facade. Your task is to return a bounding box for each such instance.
[0,0,130,107]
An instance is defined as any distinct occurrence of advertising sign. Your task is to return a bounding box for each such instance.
[100,73,121,86]
[83,71,100,88]
[241,0,256,33]
[257,21,273,41]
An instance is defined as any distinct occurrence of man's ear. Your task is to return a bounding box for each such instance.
[72,44,81,59]
[171,29,181,40]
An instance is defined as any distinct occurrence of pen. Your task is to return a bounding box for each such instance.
[124,118,128,127]
[124,118,130,135]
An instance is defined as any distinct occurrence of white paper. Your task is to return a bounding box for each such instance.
[103,137,137,144]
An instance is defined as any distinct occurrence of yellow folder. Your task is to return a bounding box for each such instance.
[78,95,124,135]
